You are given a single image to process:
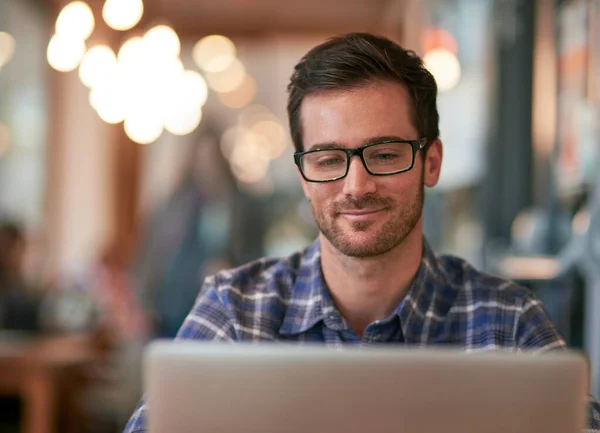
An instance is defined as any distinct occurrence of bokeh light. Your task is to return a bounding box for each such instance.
[102,0,144,32]
[251,120,287,159]
[220,125,247,160]
[79,45,117,88]
[179,70,208,107]
[220,121,278,184]
[117,36,144,66]
[230,143,270,183]
[47,34,86,72]
[80,23,207,139]
[192,35,236,73]
[423,27,458,56]
[55,1,95,41]
[423,48,461,92]
[146,58,184,94]
[161,71,206,136]
[143,25,181,60]
[0,32,16,70]
[238,104,277,129]
[217,74,256,109]
[124,108,164,145]
[90,79,127,124]
[205,58,246,93]
[163,105,202,136]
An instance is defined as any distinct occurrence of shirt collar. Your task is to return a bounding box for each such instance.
[279,237,452,338]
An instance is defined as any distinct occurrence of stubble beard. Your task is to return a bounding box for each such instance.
[311,183,424,258]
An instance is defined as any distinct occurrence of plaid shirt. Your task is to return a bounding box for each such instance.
[125,238,600,432]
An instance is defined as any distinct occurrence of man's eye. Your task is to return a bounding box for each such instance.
[316,157,345,167]
[372,153,399,161]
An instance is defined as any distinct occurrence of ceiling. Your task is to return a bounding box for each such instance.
[152,0,395,36]
[46,0,403,38]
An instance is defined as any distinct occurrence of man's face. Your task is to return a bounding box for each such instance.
[298,80,442,258]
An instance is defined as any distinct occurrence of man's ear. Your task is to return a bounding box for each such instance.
[424,138,443,188]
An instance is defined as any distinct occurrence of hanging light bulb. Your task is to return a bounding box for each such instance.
[90,79,127,124]
[160,70,206,135]
[143,25,181,60]
[124,106,164,145]
[163,106,203,136]
[102,0,144,31]
[55,1,95,41]
[47,34,86,72]
[79,45,118,88]
[117,36,144,66]
[180,70,208,107]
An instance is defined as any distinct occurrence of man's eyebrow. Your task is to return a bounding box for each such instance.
[361,135,412,146]
[305,135,412,151]
[307,142,349,151]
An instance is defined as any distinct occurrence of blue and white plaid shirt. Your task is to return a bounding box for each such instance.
[125,238,600,432]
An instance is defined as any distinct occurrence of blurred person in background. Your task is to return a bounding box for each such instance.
[0,220,42,331]
[90,243,149,346]
[125,33,600,432]
[74,243,151,430]
[0,221,27,293]
[0,222,147,431]
[0,221,30,431]
[132,127,237,339]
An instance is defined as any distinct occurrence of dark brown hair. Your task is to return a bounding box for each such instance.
[287,33,439,153]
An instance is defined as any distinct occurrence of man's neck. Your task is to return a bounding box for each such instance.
[319,225,424,338]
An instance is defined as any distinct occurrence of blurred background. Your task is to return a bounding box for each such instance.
[0,0,599,431]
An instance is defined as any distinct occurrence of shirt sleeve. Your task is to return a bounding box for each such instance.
[515,294,600,431]
[515,295,567,351]
[122,275,237,433]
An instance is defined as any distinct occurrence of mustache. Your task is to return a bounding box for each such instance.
[334,195,393,213]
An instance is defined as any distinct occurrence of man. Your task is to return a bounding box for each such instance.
[125,33,600,432]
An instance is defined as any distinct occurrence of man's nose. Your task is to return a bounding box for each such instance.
[342,156,376,197]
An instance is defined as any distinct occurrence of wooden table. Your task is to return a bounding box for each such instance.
[0,332,97,433]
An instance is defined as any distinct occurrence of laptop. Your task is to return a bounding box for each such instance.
[145,341,589,433]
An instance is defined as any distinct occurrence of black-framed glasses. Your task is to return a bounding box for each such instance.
[294,138,427,183]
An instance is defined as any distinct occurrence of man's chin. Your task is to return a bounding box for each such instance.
[339,216,378,232]
[329,232,389,258]
[334,243,386,258]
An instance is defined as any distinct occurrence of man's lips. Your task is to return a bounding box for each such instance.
[340,208,385,216]
[338,208,386,220]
